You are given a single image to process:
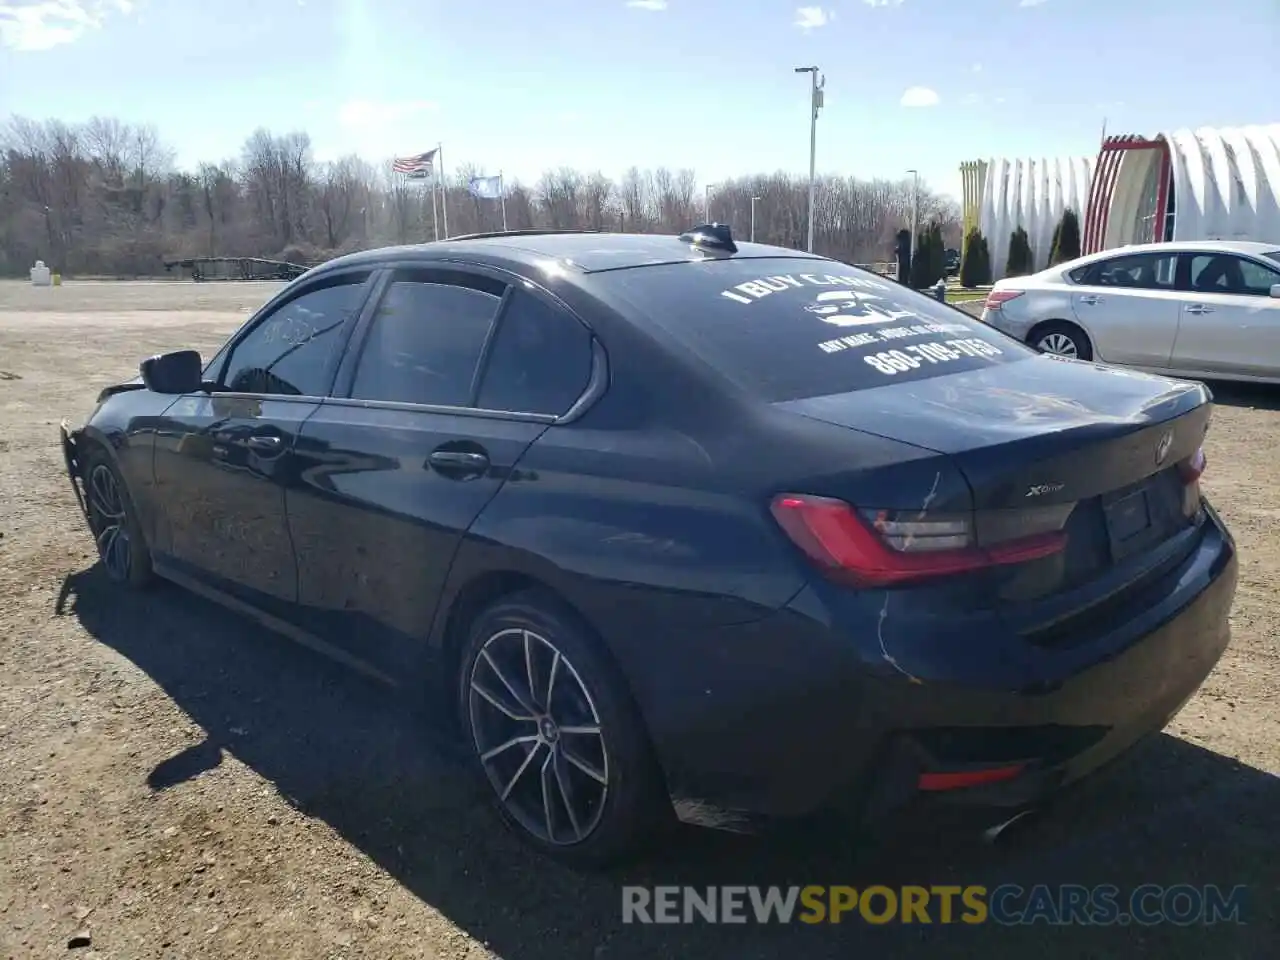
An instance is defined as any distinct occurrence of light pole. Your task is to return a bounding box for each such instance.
[705,183,712,223]
[907,168,919,261]
[795,66,824,252]
[750,196,761,242]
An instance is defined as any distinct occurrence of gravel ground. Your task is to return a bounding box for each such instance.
[0,281,1276,960]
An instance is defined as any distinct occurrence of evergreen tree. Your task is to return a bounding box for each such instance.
[895,228,912,284]
[960,227,991,288]
[909,229,931,288]
[1047,220,1063,269]
[909,222,946,288]
[1055,208,1082,263]
[926,221,946,286]
[1005,226,1033,277]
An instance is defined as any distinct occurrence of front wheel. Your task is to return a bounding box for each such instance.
[458,590,670,866]
[82,448,153,588]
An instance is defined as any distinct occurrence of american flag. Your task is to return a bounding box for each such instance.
[392,149,438,176]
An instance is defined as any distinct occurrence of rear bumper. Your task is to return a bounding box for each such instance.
[633,508,1236,831]
[982,306,1034,341]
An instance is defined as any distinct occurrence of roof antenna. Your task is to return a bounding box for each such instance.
[679,223,738,254]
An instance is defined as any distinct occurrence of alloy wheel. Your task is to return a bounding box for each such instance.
[87,463,132,581]
[467,627,609,846]
[1037,332,1079,358]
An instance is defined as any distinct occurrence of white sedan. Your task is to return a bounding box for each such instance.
[981,240,1280,383]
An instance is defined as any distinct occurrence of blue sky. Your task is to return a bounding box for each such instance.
[1,0,1276,199]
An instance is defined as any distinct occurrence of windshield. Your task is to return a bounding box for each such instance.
[599,258,1034,402]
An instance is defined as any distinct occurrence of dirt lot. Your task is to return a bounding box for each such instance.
[1,280,1277,959]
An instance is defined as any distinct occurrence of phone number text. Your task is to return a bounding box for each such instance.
[862,339,1004,375]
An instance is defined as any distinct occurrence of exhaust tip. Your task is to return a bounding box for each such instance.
[982,807,1039,844]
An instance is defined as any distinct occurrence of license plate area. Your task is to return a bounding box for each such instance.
[1103,486,1153,561]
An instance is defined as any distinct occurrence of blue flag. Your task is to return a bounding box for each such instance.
[468,175,504,200]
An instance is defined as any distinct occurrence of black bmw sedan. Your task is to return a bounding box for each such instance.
[60,225,1236,866]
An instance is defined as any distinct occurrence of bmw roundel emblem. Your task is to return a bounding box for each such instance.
[1155,430,1174,465]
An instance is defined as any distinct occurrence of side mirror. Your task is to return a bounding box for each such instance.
[1270,284,1280,299]
[140,350,203,394]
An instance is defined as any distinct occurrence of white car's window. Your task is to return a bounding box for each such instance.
[1090,253,1177,290]
[1189,254,1280,297]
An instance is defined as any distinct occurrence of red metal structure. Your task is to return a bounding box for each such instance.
[1082,135,1173,254]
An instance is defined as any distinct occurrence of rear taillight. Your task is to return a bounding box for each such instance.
[1178,446,1207,485]
[1178,446,1207,517]
[984,289,1024,310]
[770,494,1067,588]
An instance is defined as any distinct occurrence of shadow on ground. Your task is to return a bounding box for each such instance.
[56,566,1279,960]
[1203,381,1280,411]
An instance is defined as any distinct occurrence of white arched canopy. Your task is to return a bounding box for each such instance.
[976,156,1094,281]
[1156,125,1280,244]
[963,124,1279,275]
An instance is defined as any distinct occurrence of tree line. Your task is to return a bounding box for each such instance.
[0,116,963,278]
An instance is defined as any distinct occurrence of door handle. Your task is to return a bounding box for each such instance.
[1079,295,1103,305]
[246,434,283,451]
[428,449,490,476]
[1185,304,1213,315]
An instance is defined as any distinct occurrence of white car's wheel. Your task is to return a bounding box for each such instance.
[1031,322,1093,362]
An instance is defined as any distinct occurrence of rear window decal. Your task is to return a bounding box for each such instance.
[719,272,889,305]
[602,257,1029,401]
[818,322,975,355]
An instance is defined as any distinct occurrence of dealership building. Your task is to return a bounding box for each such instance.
[961,124,1280,281]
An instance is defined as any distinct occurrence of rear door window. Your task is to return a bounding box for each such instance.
[597,258,1033,401]
[1087,252,1177,289]
[349,276,503,407]
[476,288,594,415]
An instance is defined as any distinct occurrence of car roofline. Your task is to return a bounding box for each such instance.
[307,232,837,278]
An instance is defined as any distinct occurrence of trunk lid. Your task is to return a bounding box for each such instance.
[777,356,1211,608]
[779,356,1209,508]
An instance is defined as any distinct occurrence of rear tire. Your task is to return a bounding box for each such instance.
[457,589,670,867]
[82,446,153,588]
[1029,321,1093,361]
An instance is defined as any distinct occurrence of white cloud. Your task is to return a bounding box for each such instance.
[0,0,134,51]
[961,92,982,106]
[338,99,439,128]
[1019,0,1048,6]
[900,86,940,108]
[863,0,904,7]
[625,0,667,9]
[794,5,833,29]
[971,62,982,73]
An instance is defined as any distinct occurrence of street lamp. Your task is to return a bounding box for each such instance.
[750,196,761,242]
[705,183,712,223]
[795,66,825,253]
[907,169,920,260]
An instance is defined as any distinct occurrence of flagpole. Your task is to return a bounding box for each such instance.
[431,179,439,241]
[438,141,449,239]
[499,171,508,231]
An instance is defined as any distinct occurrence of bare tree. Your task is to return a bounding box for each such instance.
[0,112,961,276]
